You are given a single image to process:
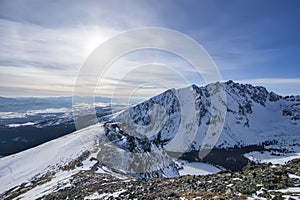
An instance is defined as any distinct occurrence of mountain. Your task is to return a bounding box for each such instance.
[0,96,112,113]
[0,81,299,199]
[0,96,17,103]
[0,96,124,157]
[99,80,300,175]
[114,80,299,148]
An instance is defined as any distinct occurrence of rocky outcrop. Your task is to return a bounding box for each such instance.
[34,158,300,200]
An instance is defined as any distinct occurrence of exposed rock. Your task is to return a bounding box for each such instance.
[29,158,300,200]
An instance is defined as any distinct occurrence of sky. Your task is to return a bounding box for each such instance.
[0,0,299,100]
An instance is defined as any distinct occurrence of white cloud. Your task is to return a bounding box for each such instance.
[0,1,166,97]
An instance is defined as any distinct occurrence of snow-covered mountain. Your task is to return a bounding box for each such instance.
[99,80,300,174]
[1,81,300,198]
[111,80,299,148]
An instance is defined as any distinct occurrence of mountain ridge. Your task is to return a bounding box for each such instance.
[100,80,300,175]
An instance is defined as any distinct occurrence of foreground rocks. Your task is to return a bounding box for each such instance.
[36,159,300,200]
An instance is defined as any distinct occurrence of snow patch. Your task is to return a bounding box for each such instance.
[6,122,35,128]
[244,151,300,165]
[178,160,221,176]
[84,189,127,200]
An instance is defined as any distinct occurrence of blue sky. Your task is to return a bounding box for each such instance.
[0,0,299,98]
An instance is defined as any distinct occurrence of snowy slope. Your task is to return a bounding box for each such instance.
[0,124,102,194]
[0,123,218,198]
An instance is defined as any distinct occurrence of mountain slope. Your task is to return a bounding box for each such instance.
[0,81,299,198]
[101,80,300,173]
[0,124,101,195]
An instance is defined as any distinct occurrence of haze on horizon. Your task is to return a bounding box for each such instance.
[0,0,299,100]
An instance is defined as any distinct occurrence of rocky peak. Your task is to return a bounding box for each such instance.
[224,80,269,106]
[269,91,282,102]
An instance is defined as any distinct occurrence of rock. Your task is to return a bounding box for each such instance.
[76,162,83,167]
[5,158,299,200]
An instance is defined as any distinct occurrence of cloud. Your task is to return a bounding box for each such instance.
[0,18,118,69]
[95,63,191,99]
[0,1,165,97]
[0,0,299,98]
[0,18,122,96]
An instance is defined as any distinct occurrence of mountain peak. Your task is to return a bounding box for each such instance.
[95,80,300,177]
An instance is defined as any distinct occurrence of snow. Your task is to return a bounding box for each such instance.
[19,170,76,199]
[178,160,221,176]
[248,183,300,200]
[247,195,267,200]
[0,108,71,119]
[84,189,127,200]
[244,151,300,165]
[111,189,127,197]
[248,187,300,200]
[275,187,300,193]
[165,86,199,153]
[212,83,300,149]
[19,151,100,199]
[288,173,300,179]
[95,166,129,180]
[270,187,300,199]
[6,122,35,128]
[84,192,109,199]
[232,177,243,181]
[0,124,102,194]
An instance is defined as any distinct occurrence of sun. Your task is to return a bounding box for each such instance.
[81,26,117,56]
